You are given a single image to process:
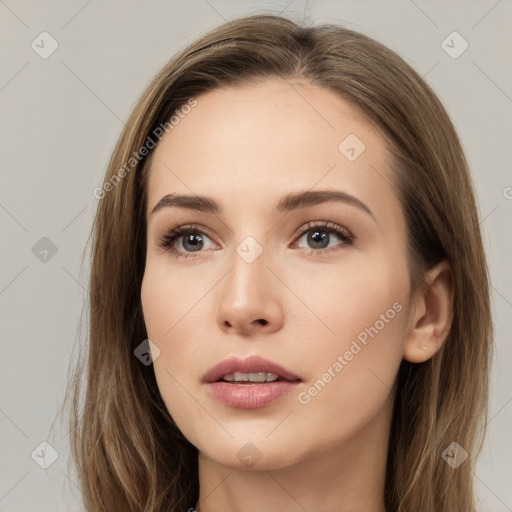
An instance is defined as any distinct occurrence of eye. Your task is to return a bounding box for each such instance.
[156,224,217,259]
[292,221,355,254]
[157,221,355,259]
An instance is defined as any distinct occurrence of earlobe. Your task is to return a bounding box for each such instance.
[403,260,454,363]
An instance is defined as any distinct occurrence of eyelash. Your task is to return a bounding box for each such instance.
[156,221,355,259]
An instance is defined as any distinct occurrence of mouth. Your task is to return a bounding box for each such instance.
[203,355,302,409]
[203,355,302,384]
[215,371,298,384]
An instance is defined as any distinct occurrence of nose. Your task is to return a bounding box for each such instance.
[216,249,284,336]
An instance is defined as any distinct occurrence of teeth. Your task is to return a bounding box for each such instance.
[222,372,279,383]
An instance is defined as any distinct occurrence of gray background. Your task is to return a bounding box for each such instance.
[1,0,511,510]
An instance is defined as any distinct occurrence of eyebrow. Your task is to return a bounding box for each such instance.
[149,189,375,221]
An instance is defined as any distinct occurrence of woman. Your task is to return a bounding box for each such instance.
[65,13,492,512]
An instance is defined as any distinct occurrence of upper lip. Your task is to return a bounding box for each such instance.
[203,355,302,383]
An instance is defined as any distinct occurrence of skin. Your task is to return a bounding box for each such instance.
[141,78,453,512]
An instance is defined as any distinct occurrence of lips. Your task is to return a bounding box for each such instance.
[203,355,302,384]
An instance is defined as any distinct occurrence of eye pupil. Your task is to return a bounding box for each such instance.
[183,233,203,252]
[308,230,329,249]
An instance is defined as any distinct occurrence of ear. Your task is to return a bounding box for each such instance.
[403,259,454,363]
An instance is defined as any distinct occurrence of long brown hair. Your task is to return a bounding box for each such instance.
[62,13,493,511]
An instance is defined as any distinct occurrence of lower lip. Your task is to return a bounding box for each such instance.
[205,381,300,409]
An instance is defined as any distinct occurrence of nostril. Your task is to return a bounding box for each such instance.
[257,319,268,325]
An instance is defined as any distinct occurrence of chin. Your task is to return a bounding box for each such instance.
[196,435,310,472]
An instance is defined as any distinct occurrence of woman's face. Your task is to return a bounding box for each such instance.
[141,78,413,470]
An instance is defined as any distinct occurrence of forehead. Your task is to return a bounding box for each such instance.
[145,78,401,226]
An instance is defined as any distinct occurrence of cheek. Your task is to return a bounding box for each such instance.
[291,252,409,412]
[141,259,201,340]
[140,259,211,382]
[289,244,409,344]
[140,266,203,436]
[140,265,191,383]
